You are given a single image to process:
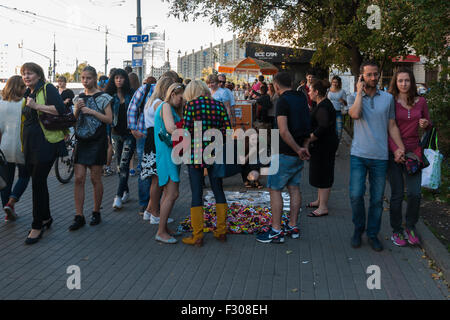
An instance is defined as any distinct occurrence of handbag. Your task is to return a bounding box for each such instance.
[404,152,421,175]
[0,149,8,191]
[75,92,105,141]
[421,128,443,190]
[38,83,76,131]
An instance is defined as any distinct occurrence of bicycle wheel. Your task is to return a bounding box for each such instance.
[55,136,75,184]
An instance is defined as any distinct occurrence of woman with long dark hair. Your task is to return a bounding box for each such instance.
[20,62,68,244]
[387,67,431,246]
[105,68,136,210]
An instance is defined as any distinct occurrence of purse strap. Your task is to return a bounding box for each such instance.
[427,127,439,151]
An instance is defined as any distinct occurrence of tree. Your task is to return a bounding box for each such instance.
[166,0,448,78]
[73,62,89,82]
[56,72,73,82]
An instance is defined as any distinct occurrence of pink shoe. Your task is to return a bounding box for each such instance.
[404,228,420,245]
[4,204,17,222]
[391,232,407,247]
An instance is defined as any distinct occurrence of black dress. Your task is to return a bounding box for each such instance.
[73,92,112,166]
[22,81,67,165]
[309,98,339,188]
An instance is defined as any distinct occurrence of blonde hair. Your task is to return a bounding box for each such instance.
[184,80,211,102]
[146,76,176,110]
[1,75,26,102]
[164,83,185,115]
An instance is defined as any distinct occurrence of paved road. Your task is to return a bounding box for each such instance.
[0,137,448,300]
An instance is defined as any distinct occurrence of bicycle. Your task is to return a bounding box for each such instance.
[55,132,76,184]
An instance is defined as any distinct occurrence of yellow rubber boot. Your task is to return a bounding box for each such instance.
[214,203,228,242]
[182,206,204,246]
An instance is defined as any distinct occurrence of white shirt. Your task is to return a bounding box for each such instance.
[0,99,25,164]
[144,98,162,128]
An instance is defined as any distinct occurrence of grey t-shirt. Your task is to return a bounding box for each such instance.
[327,89,347,112]
[350,89,395,160]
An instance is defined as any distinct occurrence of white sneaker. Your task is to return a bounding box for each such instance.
[112,196,122,210]
[143,210,151,221]
[150,214,174,224]
[121,191,129,203]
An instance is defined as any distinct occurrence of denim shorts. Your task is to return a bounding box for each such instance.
[267,154,304,190]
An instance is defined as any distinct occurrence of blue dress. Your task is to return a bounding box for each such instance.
[154,102,181,187]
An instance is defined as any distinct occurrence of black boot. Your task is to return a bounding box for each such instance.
[90,211,101,226]
[69,215,86,231]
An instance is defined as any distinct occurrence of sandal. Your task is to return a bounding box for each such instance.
[306,202,319,208]
[307,210,328,217]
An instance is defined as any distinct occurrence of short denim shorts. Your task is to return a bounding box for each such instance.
[267,154,304,190]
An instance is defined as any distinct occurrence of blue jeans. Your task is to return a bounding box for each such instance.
[136,136,151,207]
[188,165,226,207]
[1,163,30,207]
[112,134,136,197]
[349,155,388,238]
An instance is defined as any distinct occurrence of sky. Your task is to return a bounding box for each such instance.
[0,0,235,77]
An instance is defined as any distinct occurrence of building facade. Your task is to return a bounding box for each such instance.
[177,35,246,80]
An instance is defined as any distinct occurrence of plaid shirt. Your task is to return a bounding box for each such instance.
[127,83,155,136]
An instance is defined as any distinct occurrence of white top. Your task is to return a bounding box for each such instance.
[144,98,162,128]
[0,99,25,164]
[327,89,347,112]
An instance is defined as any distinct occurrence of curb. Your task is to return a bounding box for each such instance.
[416,219,450,282]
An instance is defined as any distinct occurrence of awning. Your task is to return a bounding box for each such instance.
[392,55,420,63]
[218,57,278,75]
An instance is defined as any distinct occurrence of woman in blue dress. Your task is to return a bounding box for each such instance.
[153,83,185,244]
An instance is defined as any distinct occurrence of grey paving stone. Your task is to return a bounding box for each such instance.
[0,136,448,300]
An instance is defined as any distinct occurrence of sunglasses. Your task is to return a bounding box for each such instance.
[218,81,226,84]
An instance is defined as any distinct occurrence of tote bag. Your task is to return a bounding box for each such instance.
[421,129,443,190]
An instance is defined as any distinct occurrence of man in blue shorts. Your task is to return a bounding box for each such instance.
[257,72,311,243]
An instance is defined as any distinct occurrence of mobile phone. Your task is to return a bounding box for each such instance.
[360,75,364,83]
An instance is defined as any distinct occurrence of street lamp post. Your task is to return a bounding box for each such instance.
[136,0,143,83]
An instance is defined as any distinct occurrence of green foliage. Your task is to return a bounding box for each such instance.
[165,0,448,77]
[425,79,450,157]
[55,72,73,82]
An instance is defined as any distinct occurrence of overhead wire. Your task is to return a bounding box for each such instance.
[0,3,126,41]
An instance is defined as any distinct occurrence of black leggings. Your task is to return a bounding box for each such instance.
[26,161,54,229]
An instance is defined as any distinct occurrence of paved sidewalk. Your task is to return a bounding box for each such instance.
[0,138,448,300]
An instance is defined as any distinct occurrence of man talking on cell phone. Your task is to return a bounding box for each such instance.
[348,61,405,252]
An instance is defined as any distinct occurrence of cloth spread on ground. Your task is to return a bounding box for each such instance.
[177,191,296,234]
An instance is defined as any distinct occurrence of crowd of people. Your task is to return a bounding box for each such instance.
[0,60,431,251]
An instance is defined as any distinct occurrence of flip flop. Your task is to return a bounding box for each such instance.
[307,210,329,217]
[306,202,319,208]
